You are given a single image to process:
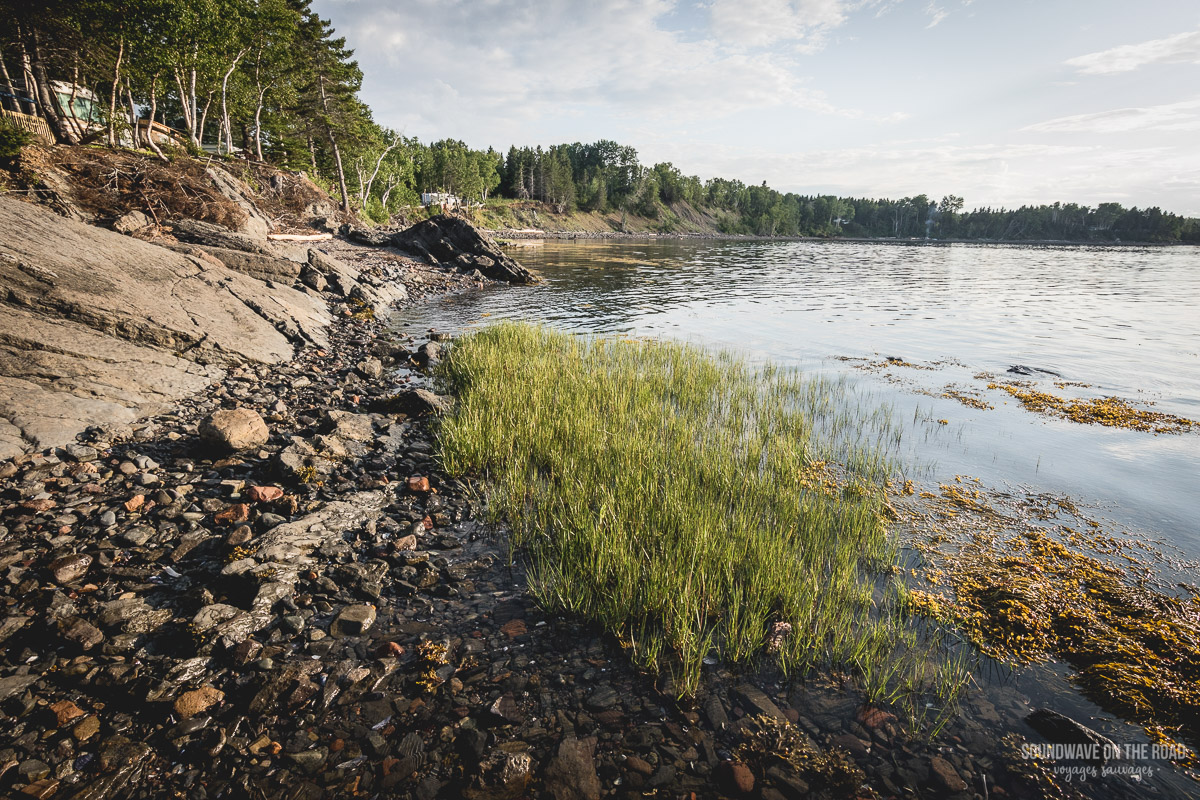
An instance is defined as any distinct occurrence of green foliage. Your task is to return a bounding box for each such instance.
[0,120,33,160]
[436,323,968,703]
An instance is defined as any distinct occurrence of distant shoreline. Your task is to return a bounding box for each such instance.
[489,228,1190,247]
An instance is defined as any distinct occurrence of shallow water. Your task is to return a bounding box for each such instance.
[393,238,1200,795]
[397,238,1200,564]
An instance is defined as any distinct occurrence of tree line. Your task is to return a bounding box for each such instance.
[2,1,1197,242]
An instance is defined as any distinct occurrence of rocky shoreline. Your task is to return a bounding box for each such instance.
[0,192,1188,798]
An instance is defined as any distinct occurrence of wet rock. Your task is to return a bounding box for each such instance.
[716,761,755,794]
[1025,708,1116,762]
[48,553,92,584]
[585,685,619,711]
[50,699,87,727]
[97,735,151,771]
[73,715,101,742]
[199,408,270,452]
[331,604,376,636]
[60,617,105,650]
[1008,364,1062,377]
[929,755,967,792]
[734,683,786,720]
[543,736,600,800]
[0,675,37,701]
[174,686,224,719]
[21,778,60,799]
[831,733,869,758]
[415,341,441,369]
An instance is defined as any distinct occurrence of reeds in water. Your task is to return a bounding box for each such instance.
[436,322,964,701]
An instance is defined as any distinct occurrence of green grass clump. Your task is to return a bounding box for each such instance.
[436,322,954,698]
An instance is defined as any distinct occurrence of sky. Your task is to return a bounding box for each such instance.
[311,0,1200,216]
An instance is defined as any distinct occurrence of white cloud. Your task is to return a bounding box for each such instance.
[1022,99,1200,134]
[708,0,848,47]
[326,0,894,138]
[650,139,1200,213]
[1066,29,1200,75]
[924,2,948,29]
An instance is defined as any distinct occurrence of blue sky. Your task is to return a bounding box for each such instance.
[313,0,1200,215]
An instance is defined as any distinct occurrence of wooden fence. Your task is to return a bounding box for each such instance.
[0,108,55,145]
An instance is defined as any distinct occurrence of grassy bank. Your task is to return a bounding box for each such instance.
[434,322,966,703]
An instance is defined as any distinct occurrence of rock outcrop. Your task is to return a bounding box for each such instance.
[0,196,330,460]
[391,215,538,284]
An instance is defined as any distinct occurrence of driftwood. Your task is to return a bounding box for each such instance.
[267,233,333,242]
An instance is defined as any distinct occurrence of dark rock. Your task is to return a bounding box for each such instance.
[288,748,328,774]
[543,736,600,800]
[645,765,676,788]
[584,685,619,711]
[733,683,786,720]
[715,761,755,794]
[49,553,92,584]
[390,215,538,284]
[929,755,968,792]
[415,341,441,369]
[1007,364,1062,377]
[830,733,869,758]
[97,735,151,771]
[341,224,391,247]
[0,674,37,701]
[60,616,105,650]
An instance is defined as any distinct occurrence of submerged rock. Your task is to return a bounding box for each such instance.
[543,736,601,800]
[1025,708,1116,762]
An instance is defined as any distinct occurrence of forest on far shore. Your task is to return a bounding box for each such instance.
[2,0,1197,243]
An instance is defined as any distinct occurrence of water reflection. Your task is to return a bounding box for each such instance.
[396,239,1200,559]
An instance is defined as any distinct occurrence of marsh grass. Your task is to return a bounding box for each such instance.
[435,322,966,702]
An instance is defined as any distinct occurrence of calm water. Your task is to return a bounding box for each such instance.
[394,238,1200,793]
[397,238,1200,562]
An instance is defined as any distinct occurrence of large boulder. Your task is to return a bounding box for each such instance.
[200,408,270,452]
[390,215,538,284]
